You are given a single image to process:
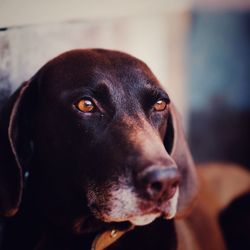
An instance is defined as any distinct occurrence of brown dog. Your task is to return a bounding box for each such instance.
[0,49,249,250]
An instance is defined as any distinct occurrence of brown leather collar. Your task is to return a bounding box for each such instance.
[91,225,135,250]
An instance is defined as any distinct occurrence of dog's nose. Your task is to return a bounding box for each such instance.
[138,166,181,201]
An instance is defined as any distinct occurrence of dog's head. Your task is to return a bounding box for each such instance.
[0,49,198,232]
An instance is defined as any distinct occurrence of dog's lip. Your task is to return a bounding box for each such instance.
[126,204,173,225]
[128,213,161,226]
[139,200,172,214]
[92,206,172,227]
[135,203,175,221]
[103,206,169,225]
[88,193,176,224]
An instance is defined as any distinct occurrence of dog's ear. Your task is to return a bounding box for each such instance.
[164,104,198,218]
[0,80,36,217]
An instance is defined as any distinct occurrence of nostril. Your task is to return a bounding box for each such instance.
[150,181,163,192]
[172,180,179,189]
[146,181,164,200]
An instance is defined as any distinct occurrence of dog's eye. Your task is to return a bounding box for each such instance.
[76,99,95,113]
[153,100,167,112]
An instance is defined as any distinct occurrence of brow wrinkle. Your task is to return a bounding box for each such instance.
[93,82,111,100]
[144,86,170,103]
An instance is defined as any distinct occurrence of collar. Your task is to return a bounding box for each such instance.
[91,225,135,250]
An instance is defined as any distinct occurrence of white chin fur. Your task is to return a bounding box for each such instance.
[129,213,160,226]
[88,181,180,225]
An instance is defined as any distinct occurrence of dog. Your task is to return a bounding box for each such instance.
[0,49,249,250]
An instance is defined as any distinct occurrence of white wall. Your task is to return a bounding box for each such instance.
[0,1,191,122]
[0,0,190,27]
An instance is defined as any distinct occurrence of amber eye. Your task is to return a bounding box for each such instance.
[76,99,95,113]
[153,99,167,111]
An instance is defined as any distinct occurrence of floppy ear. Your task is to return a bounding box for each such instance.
[0,80,36,217]
[164,104,198,218]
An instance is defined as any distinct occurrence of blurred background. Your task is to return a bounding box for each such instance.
[0,0,250,170]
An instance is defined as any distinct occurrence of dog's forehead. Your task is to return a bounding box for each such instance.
[39,49,161,94]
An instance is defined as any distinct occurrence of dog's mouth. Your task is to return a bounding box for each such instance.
[128,213,161,226]
[94,203,175,226]
[87,185,179,226]
[108,198,178,226]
